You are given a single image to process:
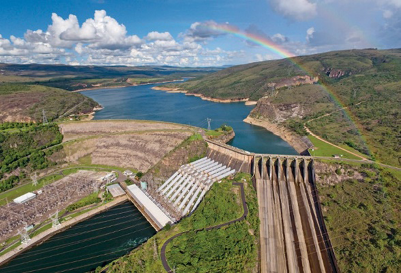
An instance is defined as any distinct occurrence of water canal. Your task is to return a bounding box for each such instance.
[0,202,155,273]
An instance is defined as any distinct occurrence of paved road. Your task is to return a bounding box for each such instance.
[160,182,248,273]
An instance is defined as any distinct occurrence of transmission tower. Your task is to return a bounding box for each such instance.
[31,172,38,187]
[42,109,48,125]
[207,118,211,130]
[51,210,60,229]
[93,182,99,193]
[19,225,30,244]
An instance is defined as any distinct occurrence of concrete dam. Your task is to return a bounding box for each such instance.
[206,140,339,273]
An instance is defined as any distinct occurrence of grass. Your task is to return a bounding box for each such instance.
[30,222,52,238]
[338,143,370,158]
[0,173,65,206]
[307,135,361,159]
[317,164,401,272]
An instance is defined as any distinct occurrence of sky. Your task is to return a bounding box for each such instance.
[0,0,400,66]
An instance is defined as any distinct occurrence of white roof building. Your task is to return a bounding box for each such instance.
[14,192,37,204]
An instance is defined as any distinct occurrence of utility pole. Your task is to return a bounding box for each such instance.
[51,210,60,229]
[207,118,211,130]
[42,109,48,125]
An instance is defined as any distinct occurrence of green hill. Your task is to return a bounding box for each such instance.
[0,84,99,122]
[169,48,401,166]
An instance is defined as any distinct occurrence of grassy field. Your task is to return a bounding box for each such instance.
[316,161,401,272]
[307,135,361,159]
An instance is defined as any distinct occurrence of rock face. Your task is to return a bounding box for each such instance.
[250,97,305,123]
[246,97,312,154]
[268,75,318,90]
[142,139,208,186]
[324,68,347,78]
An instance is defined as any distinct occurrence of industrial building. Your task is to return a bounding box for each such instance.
[13,193,36,204]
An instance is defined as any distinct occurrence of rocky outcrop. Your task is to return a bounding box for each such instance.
[250,97,306,123]
[245,97,311,154]
[207,130,235,143]
[323,68,347,78]
[268,75,318,90]
[142,139,208,186]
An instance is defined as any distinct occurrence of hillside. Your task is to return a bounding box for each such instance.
[0,64,221,91]
[168,48,401,166]
[0,84,99,122]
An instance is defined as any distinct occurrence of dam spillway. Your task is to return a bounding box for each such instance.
[204,140,338,273]
[254,156,339,273]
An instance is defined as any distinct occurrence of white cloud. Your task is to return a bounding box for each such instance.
[145,31,174,41]
[306,27,315,42]
[59,10,142,49]
[180,21,229,42]
[271,33,288,44]
[269,0,317,21]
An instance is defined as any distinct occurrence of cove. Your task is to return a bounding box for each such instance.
[85,83,297,155]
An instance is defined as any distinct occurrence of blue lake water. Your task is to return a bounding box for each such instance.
[84,83,297,155]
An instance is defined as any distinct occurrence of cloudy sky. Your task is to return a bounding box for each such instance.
[0,0,399,66]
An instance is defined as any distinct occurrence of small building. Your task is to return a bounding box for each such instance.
[14,192,37,204]
[123,170,134,176]
[102,172,117,183]
[106,184,125,197]
[140,181,148,191]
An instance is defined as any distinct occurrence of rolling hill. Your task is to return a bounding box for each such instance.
[167,48,401,166]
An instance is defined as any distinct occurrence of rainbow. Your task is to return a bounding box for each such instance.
[207,23,371,156]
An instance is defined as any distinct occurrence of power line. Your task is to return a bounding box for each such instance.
[3,222,153,270]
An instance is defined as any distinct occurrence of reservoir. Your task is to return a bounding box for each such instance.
[85,83,298,155]
[0,202,155,273]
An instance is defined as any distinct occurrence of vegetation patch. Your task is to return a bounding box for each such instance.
[316,162,401,272]
[307,135,361,159]
[66,192,101,212]
[0,122,64,193]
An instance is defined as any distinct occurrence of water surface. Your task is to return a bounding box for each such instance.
[0,202,155,273]
[85,84,297,155]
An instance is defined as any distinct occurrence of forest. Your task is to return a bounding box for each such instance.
[0,122,63,192]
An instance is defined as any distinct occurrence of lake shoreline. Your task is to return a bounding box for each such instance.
[152,86,258,104]
[243,116,309,154]
[73,79,184,93]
